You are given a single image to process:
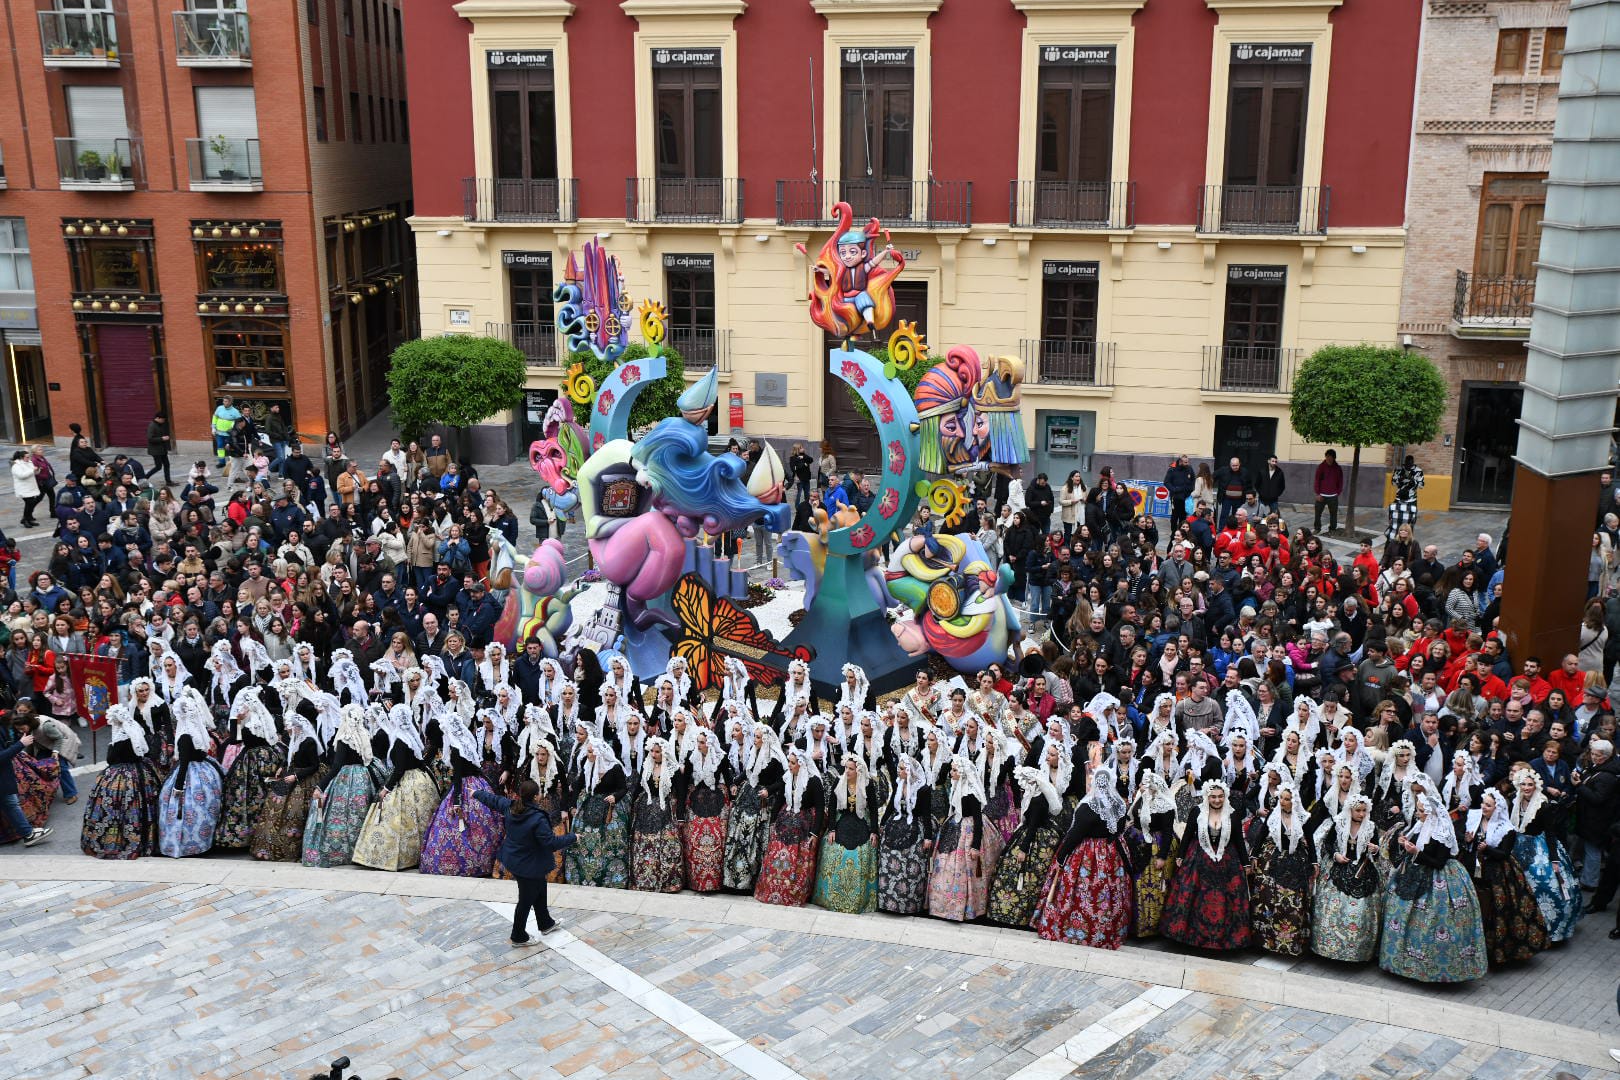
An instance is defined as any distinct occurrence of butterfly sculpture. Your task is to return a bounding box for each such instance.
[669,573,814,692]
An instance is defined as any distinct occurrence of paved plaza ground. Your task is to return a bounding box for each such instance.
[3,413,1569,1079]
[5,778,1619,1080]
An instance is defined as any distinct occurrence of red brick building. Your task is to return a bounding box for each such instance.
[0,0,416,453]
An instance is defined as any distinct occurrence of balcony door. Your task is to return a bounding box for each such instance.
[508,265,555,364]
[1223,49,1309,228]
[823,281,925,470]
[65,85,129,180]
[665,257,716,368]
[1453,383,1522,505]
[1035,61,1113,224]
[1040,269,1099,382]
[491,66,559,219]
[1471,174,1544,317]
[195,86,258,180]
[841,58,913,220]
[1221,268,1285,390]
[654,64,722,218]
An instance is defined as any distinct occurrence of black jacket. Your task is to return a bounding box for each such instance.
[1256,466,1287,503]
[475,791,575,878]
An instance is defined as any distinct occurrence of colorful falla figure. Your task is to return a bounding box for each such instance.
[800,202,906,339]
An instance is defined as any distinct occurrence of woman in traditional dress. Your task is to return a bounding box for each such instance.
[927,754,990,923]
[986,745,1072,929]
[251,694,321,861]
[629,736,685,892]
[203,640,248,722]
[755,746,823,907]
[918,727,952,836]
[1379,792,1488,982]
[302,703,379,867]
[813,753,879,914]
[1440,748,1483,822]
[419,707,505,876]
[80,704,161,859]
[564,737,631,888]
[977,727,1020,878]
[1162,779,1253,950]
[1125,770,1178,938]
[215,687,281,849]
[877,755,933,915]
[1305,762,1358,841]
[158,690,224,857]
[1507,769,1582,942]
[1309,793,1384,962]
[1245,781,1314,956]
[723,722,781,892]
[1034,762,1134,948]
[128,676,174,780]
[712,656,758,724]
[1460,788,1549,966]
[0,719,61,844]
[1372,739,1419,832]
[682,728,730,893]
[352,704,441,871]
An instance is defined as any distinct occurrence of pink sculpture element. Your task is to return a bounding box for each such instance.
[621,364,642,384]
[588,514,688,605]
[592,432,605,450]
[849,524,875,548]
[841,360,867,387]
[597,388,615,415]
[879,488,899,518]
[870,391,894,423]
[887,440,906,475]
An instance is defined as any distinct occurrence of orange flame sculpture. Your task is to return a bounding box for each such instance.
[796,201,906,339]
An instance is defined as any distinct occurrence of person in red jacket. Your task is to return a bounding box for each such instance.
[1549,652,1588,702]
[24,631,55,711]
[1312,449,1344,532]
[1520,657,1553,703]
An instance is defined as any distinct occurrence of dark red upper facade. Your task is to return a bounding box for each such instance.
[403,0,1418,229]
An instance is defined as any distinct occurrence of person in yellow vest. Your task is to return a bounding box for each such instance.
[211,396,242,468]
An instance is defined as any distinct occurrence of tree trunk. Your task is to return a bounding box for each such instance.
[1345,443,1362,534]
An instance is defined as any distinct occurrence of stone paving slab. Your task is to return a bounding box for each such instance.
[0,879,1610,1080]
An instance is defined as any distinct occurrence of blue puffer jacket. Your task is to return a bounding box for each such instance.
[474,791,574,879]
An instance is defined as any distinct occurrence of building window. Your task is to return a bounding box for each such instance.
[1041,274,1098,346]
[492,68,557,180]
[1476,173,1545,282]
[655,65,722,183]
[400,100,408,142]
[392,7,401,50]
[67,237,155,292]
[665,260,716,366]
[1496,29,1528,74]
[313,87,328,141]
[1225,56,1309,193]
[196,238,283,294]
[1037,62,1113,185]
[1223,269,1285,353]
[307,0,318,24]
[0,219,32,292]
[1543,28,1566,74]
[349,92,362,142]
[841,55,912,218]
[209,318,287,389]
[341,0,352,36]
[367,95,376,142]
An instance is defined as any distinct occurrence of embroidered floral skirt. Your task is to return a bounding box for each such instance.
[1032,837,1134,950]
[158,761,223,857]
[300,765,377,868]
[352,768,441,871]
[420,776,506,878]
[81,760,160,859]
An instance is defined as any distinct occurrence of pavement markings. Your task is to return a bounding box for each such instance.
[1004,985,1192,1080]
[479,898,809,1080]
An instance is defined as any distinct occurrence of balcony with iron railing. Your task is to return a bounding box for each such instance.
[463,178,578,223]
[173,9,250,66]
[626,177,744,224]
[186,136,261,191]
[39,8,120,67]
[1197,185,1329,236]
[487,322,561,366]
[1200,344,1301,394]
[776,179,973,229]
[56,137,139,191]
[666,327,731,372]
[1019,338,1115,388]
[1452,270,1535,338]
[1009,181,1134,230]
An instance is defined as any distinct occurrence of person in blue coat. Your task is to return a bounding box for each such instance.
[475,779,576,945]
